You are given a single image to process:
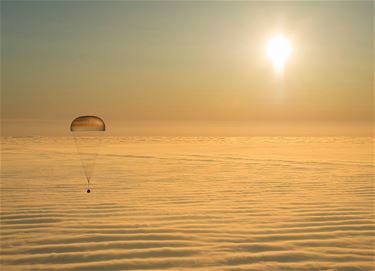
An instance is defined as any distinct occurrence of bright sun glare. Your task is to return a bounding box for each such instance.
[266,34,292,72]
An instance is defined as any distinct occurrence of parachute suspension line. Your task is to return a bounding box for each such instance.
[73,135,100,193]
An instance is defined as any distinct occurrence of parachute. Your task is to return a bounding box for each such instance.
[70,116,105,193]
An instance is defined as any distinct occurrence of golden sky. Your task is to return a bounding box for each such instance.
[1,1,373,136]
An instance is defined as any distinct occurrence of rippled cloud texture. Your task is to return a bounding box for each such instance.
[1,137,374,270]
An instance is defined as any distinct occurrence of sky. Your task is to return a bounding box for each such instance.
[1,1,373,136]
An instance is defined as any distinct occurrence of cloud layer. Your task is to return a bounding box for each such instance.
[1,137,374,270]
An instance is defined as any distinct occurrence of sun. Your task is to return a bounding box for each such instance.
[266,34,292,72]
